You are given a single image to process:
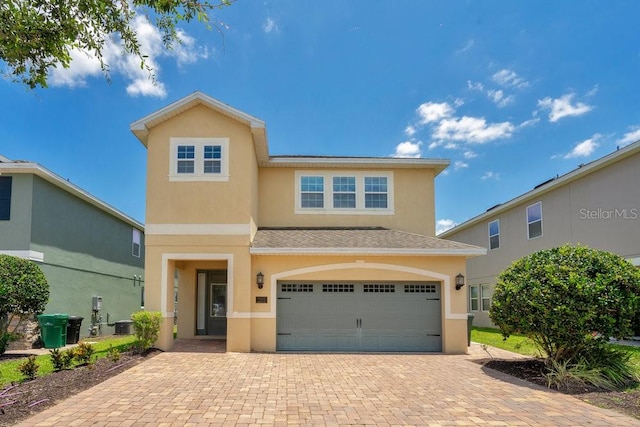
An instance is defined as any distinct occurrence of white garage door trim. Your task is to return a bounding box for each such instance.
[269,261,466,320]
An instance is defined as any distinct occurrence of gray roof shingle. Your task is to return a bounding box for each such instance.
[250,227,485,256]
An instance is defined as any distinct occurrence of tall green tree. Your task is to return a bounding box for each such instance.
[0,0,234,88]
[0,255,49,354]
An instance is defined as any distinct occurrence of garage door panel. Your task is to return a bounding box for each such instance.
[277,281,442,352]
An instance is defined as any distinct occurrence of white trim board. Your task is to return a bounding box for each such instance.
[147,224,251,235]
[0,250,45,262]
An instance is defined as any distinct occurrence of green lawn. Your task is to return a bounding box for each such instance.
[472,327,640,369]
[0,335,137,387]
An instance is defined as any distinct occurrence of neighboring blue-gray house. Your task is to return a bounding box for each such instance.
[0,155,144,339]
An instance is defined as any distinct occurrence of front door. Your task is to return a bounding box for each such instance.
[196,270,227,336]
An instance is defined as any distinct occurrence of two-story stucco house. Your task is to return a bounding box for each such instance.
[0,155,145,339]
[441,140,640,327]
[130,92,485,353]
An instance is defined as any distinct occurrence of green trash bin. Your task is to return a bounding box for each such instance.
[38,314,69,349]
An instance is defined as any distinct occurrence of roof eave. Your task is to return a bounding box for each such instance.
[260,157,450,172]
[440,140,640,238]
[0,163,144,230]
[249,247,486,256]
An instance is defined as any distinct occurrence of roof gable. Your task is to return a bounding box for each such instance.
[130,91,269,161]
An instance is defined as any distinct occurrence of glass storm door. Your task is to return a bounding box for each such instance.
[196,270,227,336]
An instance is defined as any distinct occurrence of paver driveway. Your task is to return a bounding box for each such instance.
[17,341,640,426]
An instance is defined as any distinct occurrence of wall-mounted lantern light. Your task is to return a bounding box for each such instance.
[455,273,465,290]
[256,272,264,289]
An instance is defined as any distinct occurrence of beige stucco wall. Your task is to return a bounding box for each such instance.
[145,104,258,226]
[446,150,640,328]
[258,167,436,236]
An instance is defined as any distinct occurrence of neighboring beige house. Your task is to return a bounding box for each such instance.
[441,140,640,328]
[130,91,485,353]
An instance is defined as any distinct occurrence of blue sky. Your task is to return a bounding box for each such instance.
[1,1,639,233]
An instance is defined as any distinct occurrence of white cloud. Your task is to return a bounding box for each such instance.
[456,39,475,54]
[436,219,456,235]
[49,15,208,98]
[393,141,422,158]
[467,81,484,91]
[417,102,454,124]
[263,17,277,33]
[492,69,529,89]
[564,135,600,159]
[518,117,540,129]
[487,89,514,108]
[433,116,515,144]
[617,127,640,147]
[481,171,499,180]
[463,150,478,159]
[538,93,593,122]
[428,141,439,150]
[454,160,468,170]
[404,125,416,137]
[444,142,459,150]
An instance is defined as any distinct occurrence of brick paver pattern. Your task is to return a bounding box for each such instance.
[17,342,640,426]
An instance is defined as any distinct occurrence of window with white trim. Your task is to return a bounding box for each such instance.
[295,171,393,214]
[488,219,500,250]
[0,176,11,220]
[481,284,492,311]
[132,229,141,258]
[300,176,324,208]
[364,176,388,208]
[169,138,229,181]
[333,177,356,208]
[469,285,479,311]
[527,201,543,239]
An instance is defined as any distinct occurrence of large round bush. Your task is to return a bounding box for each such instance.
[490,244,640,362]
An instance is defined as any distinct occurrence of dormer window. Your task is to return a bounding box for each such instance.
[170,138,229,181]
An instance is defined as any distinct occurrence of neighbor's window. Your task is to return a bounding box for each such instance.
[488,219,500,250]
[301,176,324,208]
[0,176,11,221]
[469,285,479,311]
[132,229,141,258]
[364,176,388,208]
[481,284,492,311]
[333,176,356,208]
[527,201,543,239]
[170,138,229,181]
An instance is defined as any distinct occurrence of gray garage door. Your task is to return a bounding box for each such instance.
[276,281,442,352]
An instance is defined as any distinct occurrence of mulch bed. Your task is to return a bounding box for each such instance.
[0,349,159,426]
[476,357,640,420]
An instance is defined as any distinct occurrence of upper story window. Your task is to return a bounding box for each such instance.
[132,229,141,258]
[169,138,229,182]
[488,219,500,250]
[295,171,394,215]
[364,177,388,208]
[526,201,543,239]
[301,176,324,208]
[0,176,11,221]
[333,177,356,208]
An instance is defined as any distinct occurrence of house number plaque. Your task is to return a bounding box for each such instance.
[256,296,268,303]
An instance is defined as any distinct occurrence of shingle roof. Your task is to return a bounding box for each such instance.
[250,227,485,256]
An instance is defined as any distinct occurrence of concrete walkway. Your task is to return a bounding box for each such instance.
[16,341,640,426]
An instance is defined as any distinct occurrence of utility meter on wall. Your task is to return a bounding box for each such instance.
[92,296,102,311]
